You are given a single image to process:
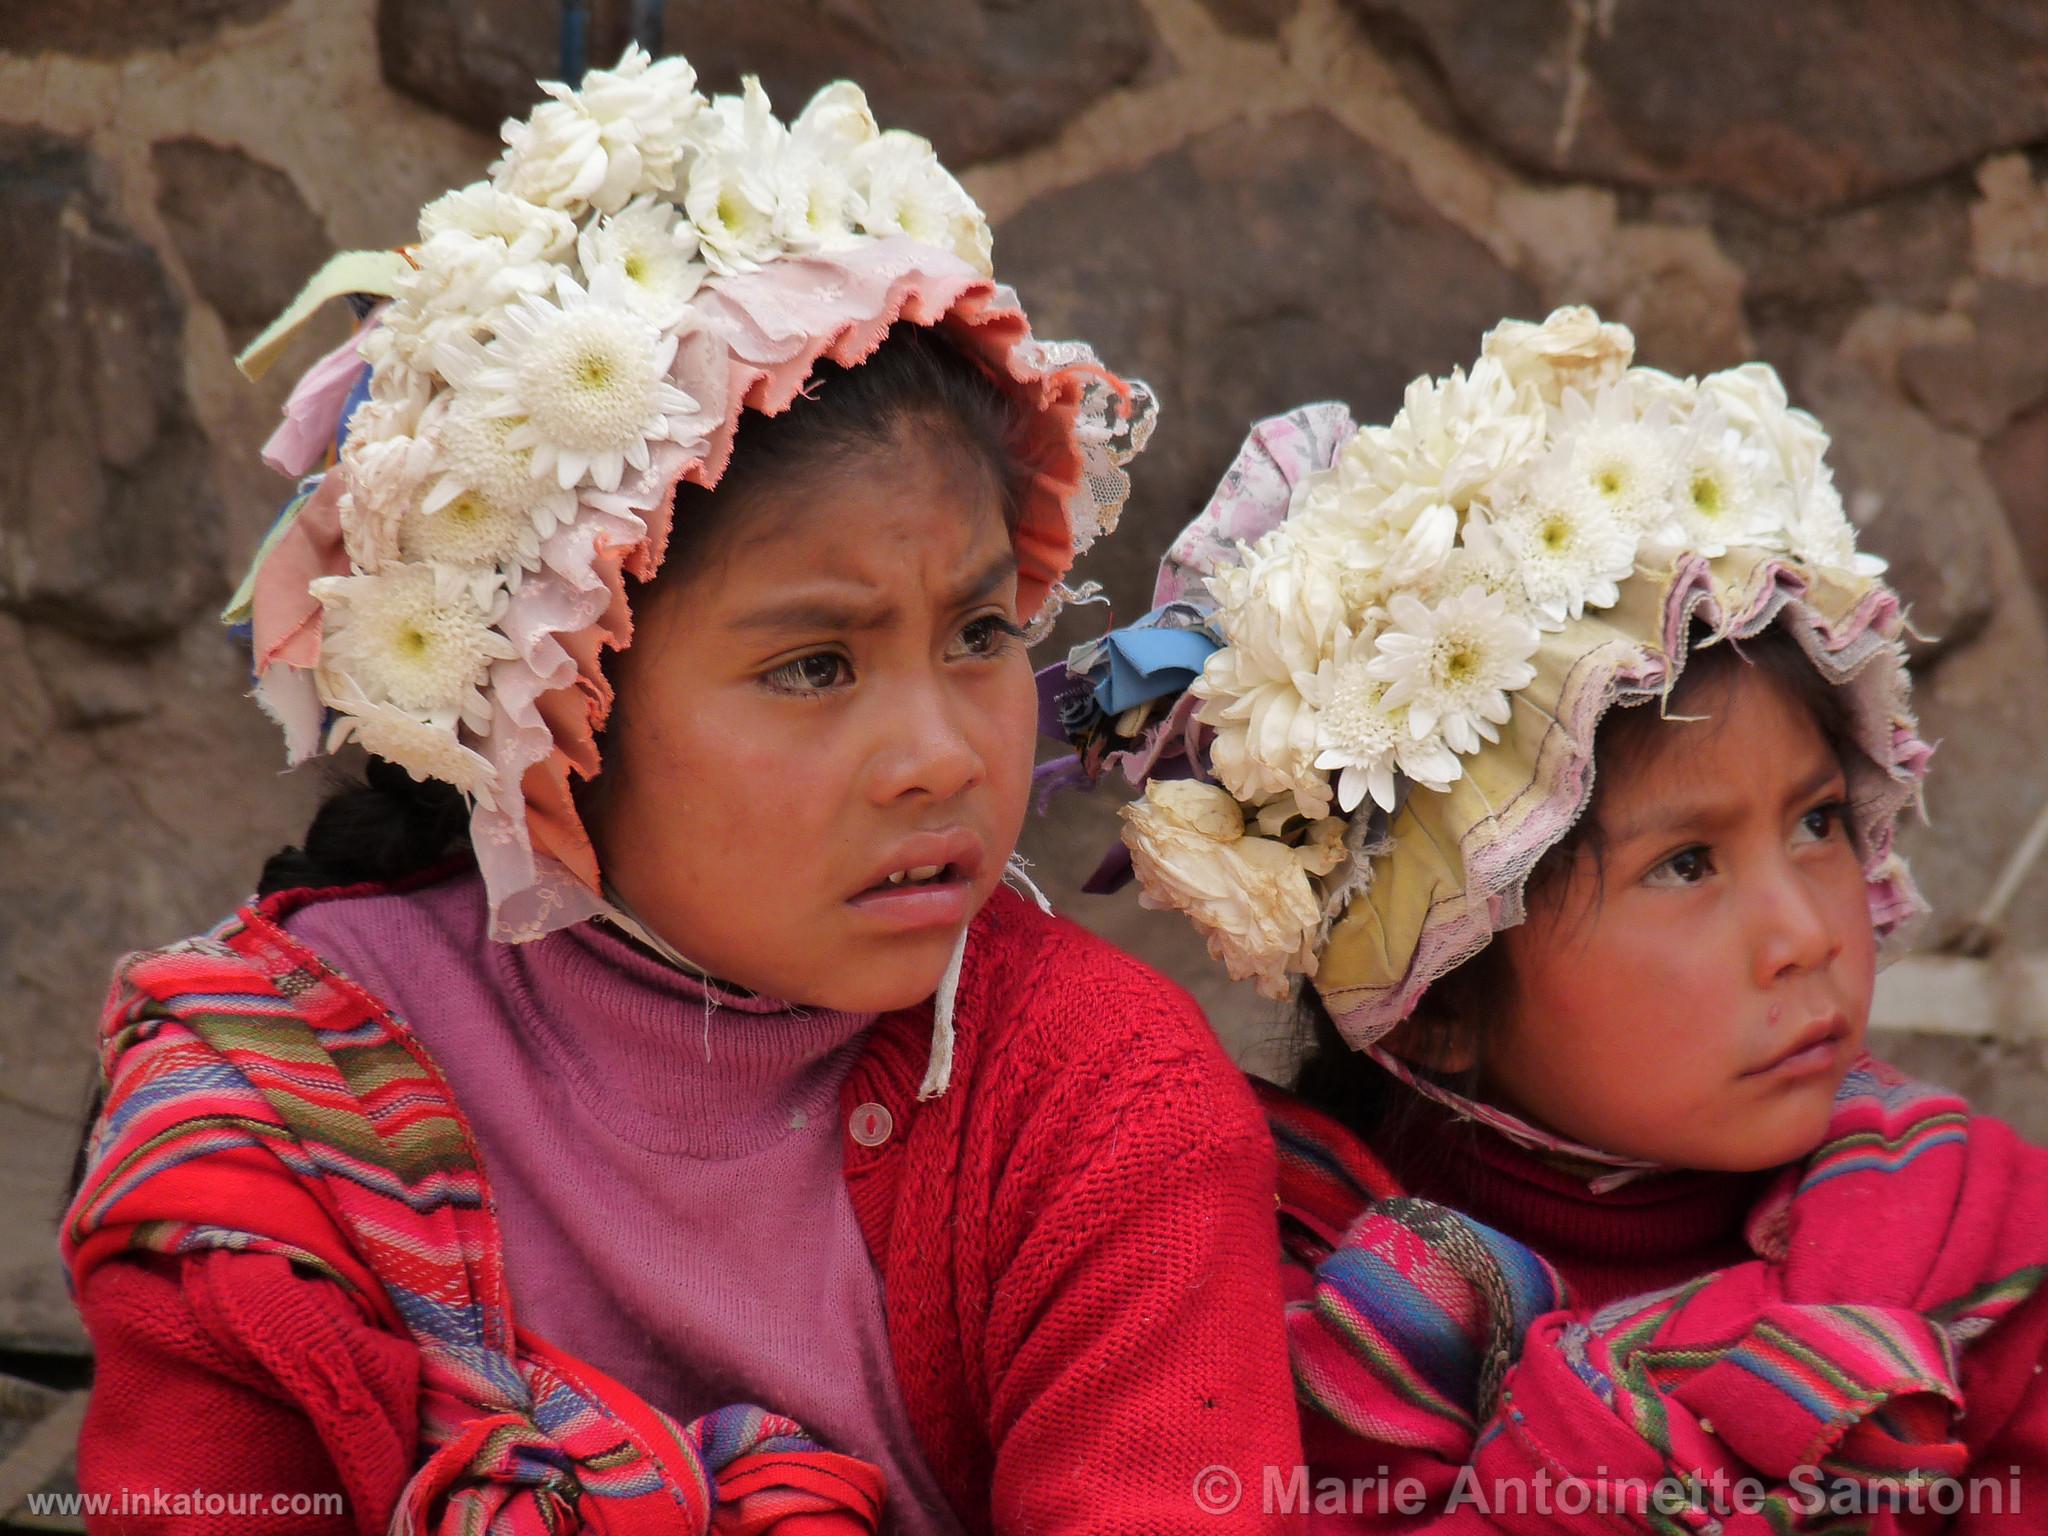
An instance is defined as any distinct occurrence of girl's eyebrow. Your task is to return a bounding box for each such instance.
[729,549,1019,634]
[1607,757,1845,846]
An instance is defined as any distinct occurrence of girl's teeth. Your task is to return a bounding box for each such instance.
[885,864,946,886]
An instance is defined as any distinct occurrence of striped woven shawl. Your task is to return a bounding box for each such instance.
[1266,1060,2048,1532]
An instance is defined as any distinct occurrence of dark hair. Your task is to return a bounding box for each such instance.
[256,321,1032,898]
[1290,622,1864,1163]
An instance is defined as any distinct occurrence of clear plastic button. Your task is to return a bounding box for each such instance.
[849,1102,893,1147]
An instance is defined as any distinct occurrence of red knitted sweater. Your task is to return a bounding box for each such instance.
[71,883,1304,1534]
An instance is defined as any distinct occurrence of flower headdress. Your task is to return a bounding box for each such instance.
[1045,308,1928,1051]
[231,46,1156,944]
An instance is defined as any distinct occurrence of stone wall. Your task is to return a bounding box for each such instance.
[4,0,2048,1383]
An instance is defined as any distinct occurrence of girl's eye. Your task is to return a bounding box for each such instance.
[1796,800,1849,844]
[764,652,853,694]
[1645,845,1715,888]
[953,613,1026,660]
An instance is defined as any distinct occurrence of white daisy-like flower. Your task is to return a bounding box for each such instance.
[685,77,788,276]
[774,148,863,252]
[857,131,992,274]
[1335,357,1546,526]
[1303,496,1460,620]
[322,682,501,807]
[421,391,581,541]
[492,44,703,216]
[398,486,541,604]
[1786,466,1888,578]
[576,195,705,330]
[1119,780,1347,999]
[1437,515,1541,624]
[311,562,516,731]
[1302,633,1462,814]
[1532,380,1683,539]
[1490,490,1639,625]
[437,269,699,492]
[1481,306,1635,406]
[418,181,577,265]
[1661,405,1783,560]
[1366,585,1541,755]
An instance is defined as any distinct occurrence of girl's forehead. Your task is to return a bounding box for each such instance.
[713,437,1010,578]
[1598,668,1839,834]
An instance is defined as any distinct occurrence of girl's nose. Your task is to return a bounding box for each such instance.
[865,680,986,805]
[1751,862,1842,986]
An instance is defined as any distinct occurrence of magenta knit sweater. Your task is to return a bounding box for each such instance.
[283,867,964,1534]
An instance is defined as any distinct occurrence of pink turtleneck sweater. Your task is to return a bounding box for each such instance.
[283,868,963,1535]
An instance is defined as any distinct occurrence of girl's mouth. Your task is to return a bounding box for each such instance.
[847,836,985,930]
[1746,1015,1849,1079]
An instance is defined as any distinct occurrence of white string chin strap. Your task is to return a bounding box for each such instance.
[918,855,1056,1101]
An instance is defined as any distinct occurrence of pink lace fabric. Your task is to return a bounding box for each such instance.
[247,239,1155,942]
[1150,402,1355,609]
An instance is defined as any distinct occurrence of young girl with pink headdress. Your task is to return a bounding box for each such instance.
[1048,308,2048,1532]
[62,50,1302,1535]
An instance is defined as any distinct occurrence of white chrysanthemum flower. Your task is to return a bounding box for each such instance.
[492,44,703,215]
[1698,363,1881,572]
[336,425,438,569]
[857,131,992,274]
[421,391,581,542]
[685,77,788,276]
[1482,306,1635,406]
[789,80,879,156]
[1196,660,1333,822]
[1366,585,1541,755]
[1534,380,1683,539]
[1204,527,1350,683]
[1302,634,1462,814]
[1701,363,1828,495]
[774,149,863,252]
[1491,490,1639,625]
[437,269,699,492]
[312,563,516,732]
[576,196,705,329]
[322,682,501,807]
[1120,780,1347,999]
[381,230,559,372]
[1786,466,1888,577]
[1437,515,1541,624]
[1306,497,1461,620]
[1335,357,1546,534]
[419,182,577,264]
[1662,406,1782,560]
[398,486,542,602]
[359,342,435,422]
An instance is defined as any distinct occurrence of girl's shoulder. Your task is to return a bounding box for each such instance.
[970,885,1208,1030]
[957,885,1252,1107]
[99,866,485,1055]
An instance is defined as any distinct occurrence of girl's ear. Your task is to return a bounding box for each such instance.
[1378,1013,1478,1076]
